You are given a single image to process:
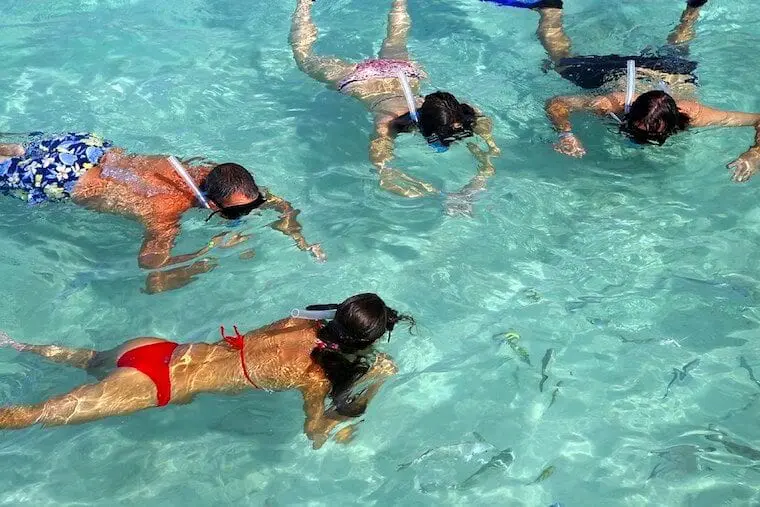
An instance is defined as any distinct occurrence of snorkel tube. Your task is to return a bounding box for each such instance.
[167,155,211,209]
[291,308,337,321]
[398,70,419,124]
[609,59,636,125]
[624,59,636,114]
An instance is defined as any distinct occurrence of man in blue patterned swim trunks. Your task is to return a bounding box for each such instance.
[0,133,325,293]
[0,133,111,204]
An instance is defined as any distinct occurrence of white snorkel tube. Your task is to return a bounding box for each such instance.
[398,70,419,123]
[624,59,636,114]
[291,308,337,321]
[167,155,211,209]
[609,59,636,125]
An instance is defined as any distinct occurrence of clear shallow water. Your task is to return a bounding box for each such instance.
[1,0,760,505]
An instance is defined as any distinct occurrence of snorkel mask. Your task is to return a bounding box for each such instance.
[204,192,267,222]
[424,129,474,153]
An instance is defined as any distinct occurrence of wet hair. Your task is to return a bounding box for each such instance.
[620,90,690,146]
[308,293,414,417]
[417,91,477,147]
[201,163,260,206]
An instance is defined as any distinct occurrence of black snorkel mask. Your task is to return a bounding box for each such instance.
[205,192,267,222]
[424,128,474,153]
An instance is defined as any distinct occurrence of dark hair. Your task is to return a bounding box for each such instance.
[309,293,414,417]
[620,90,690,146]
[417,91,477,147]
[201,163,260,206]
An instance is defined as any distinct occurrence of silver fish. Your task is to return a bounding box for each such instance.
[540,349,555,392]
[397,432,495,471]
[705,427,760,461]
[663,358,700,399]
[548,381,563,409]
[739,356,760,388]
[457,448,515,490]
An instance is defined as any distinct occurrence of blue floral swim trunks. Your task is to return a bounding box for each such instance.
[0,132,112,204]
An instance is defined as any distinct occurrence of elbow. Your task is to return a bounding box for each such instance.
[138,254,167,270]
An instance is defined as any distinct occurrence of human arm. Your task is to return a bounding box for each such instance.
[138,220,223,270]
[462,115,501,193]
[545,93,623,157]
[682,102,760,182]
[264,193,326,261]
[300,354,398,449]
[370,118,438,198]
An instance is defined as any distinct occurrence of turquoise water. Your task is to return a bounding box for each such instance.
[1,0,760,504]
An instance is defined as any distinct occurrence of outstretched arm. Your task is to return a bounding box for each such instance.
[264,194,325,261]
[371,119,438,198]
[683,102,760,182]
[545,93,623,157]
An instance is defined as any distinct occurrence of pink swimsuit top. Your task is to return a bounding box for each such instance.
[337,59,427,92]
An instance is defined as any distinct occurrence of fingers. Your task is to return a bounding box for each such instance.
[729,160,754,183]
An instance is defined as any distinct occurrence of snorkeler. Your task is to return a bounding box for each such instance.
[0,293,412,449]
[0,133,324,293]
[289,0,500,200]
[485,0,707,93]
[545,82,760,182]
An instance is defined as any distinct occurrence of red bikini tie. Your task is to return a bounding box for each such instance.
[221,325,259,389]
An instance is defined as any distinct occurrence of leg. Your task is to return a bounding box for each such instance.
[0,369,157,430]
[0,331,96,369]
[667,1,707,47]
[379,0,411,61]
[536,5,571,63]
[0,143,24,157]
[289,0,355,84]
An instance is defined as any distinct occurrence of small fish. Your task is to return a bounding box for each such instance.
[397,433,494,471]
[705,428,760,461]
[739,356,760,388]
[528,465,555,485]
[663,358,700,399]
[548,381,563,408]
[540,349,555,392]
[494,331,531,366]
[457,448,515,490]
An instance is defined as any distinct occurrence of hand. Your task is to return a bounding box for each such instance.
[443,188,479,218]
[308,430,329,450]
[308,243,327,263]
[220,233,250,248]
[379,167,438,198]
[728,150,760,183]
[0,331,24,351]
[203,232,229,253]
[553,132,586,158]
[334,424,358,445]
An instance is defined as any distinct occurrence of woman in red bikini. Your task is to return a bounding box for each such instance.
[0,293,412,449]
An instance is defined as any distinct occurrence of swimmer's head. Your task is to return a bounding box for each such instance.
[320,293,414,354]
[310,293,414,417]
[418,91,477,149]
[620,90,690,146]
[202,163,266,221]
